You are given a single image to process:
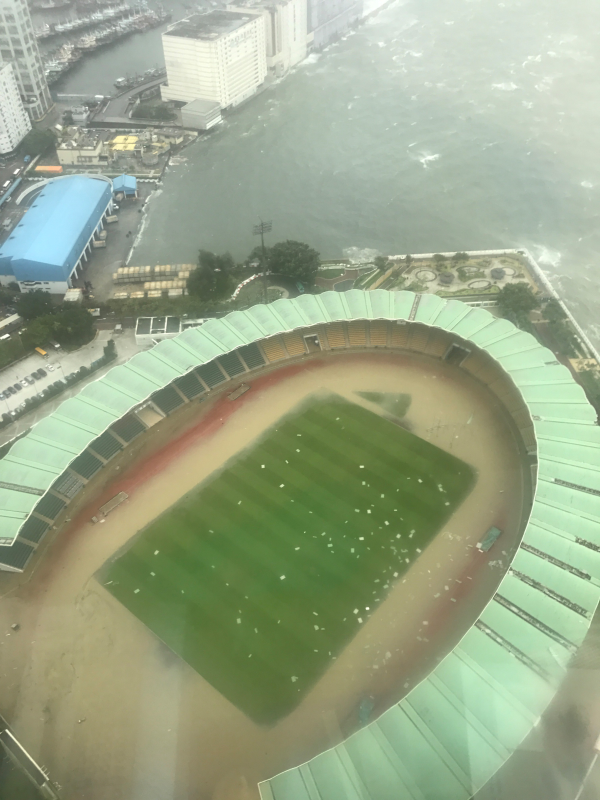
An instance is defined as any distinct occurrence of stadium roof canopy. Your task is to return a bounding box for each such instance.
[0,289,599,798]
[0,176,112,283]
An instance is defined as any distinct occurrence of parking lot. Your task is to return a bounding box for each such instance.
[0,328,145,445]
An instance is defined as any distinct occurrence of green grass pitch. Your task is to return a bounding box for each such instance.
[103,393,475,724]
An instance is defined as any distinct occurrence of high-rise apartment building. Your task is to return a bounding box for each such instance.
[307,0,362,50]
[229,0,307,77]
[0,0,52,121]
[161,11,267,109]
[0,61,30,153]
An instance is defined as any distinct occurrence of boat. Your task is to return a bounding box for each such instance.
[76,33,97,48]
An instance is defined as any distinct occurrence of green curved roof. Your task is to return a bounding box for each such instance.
[1,290,599,798]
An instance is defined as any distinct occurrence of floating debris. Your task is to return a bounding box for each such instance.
[154,550,159,555]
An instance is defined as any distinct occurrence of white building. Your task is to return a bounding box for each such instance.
[0,0,53,121]
[229,0,307,77]
[0,61,30,153]
[161,11,267,109]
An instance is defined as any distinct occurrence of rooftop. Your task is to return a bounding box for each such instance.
[165,11,253,40]
[183,98,221,114]
[0,176,111,277]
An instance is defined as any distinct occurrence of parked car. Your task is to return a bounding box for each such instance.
[37,368,47,377]
[47,364,55,372]
[13,383,21,392]
[25,376,34,385]
[20,379,28,387]
[1,413,9,423]
[5,386,15,396]
[30,371,39,380]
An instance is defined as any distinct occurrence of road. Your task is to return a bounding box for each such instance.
[0,328,146,447]
[89,78,171,128]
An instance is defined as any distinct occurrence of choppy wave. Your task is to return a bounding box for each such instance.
[531,245,562,269]
[418,153,440,167]
[492,82,519,91]
[343,246,381,264]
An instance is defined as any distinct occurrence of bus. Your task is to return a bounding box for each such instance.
[35,347,48,358]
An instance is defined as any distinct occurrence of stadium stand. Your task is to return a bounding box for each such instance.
[197,361,227,388]
[89,431,123,462]
[238,342,265,371]
[261,336,287,362]
[0,290,598,800]
[282,332,307,357]
[322,322,346,348]
[174,372,205,400]
[218,351,246,378]
[151,385,185,415]
[110,414,146,443]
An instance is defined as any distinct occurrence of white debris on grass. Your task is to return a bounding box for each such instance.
[360,465,364,469]
[358,617,363,623]
[280,484,285,488]
[291,676,298,682]
[261,465,265,468]
[237,618,241,624]
[314,625,319,630]
[280,575,286,580]
[154,550,159,555]
[295,547,300,551]
[150,572,155,577]
[354,609,359,614]
[134,589,140,594]
[238,500,242,505]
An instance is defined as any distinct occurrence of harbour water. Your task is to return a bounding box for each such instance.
[55,0,600,344]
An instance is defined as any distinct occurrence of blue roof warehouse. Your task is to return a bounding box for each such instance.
[0,176,113,294]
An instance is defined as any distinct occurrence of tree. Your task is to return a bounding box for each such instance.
[22,315,54,348]
[22,306,94,349]
[404,254,413,268]
[187,250,235,300]
[374,255,389,272]
[433,253,447,265]
[497,283,539,329]
[19,129,56,158]
[16,289,54,320]
[452,252,469,263]
[267,240,320,285]
[246,245,269,269]
[497,283,539,317]
[543,298,567,324]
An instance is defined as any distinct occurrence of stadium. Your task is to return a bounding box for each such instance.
[1,289,599,799]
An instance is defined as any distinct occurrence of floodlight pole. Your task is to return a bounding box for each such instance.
[253,220,272,303]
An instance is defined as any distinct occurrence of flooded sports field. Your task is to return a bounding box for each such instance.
[0,352,530,800]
